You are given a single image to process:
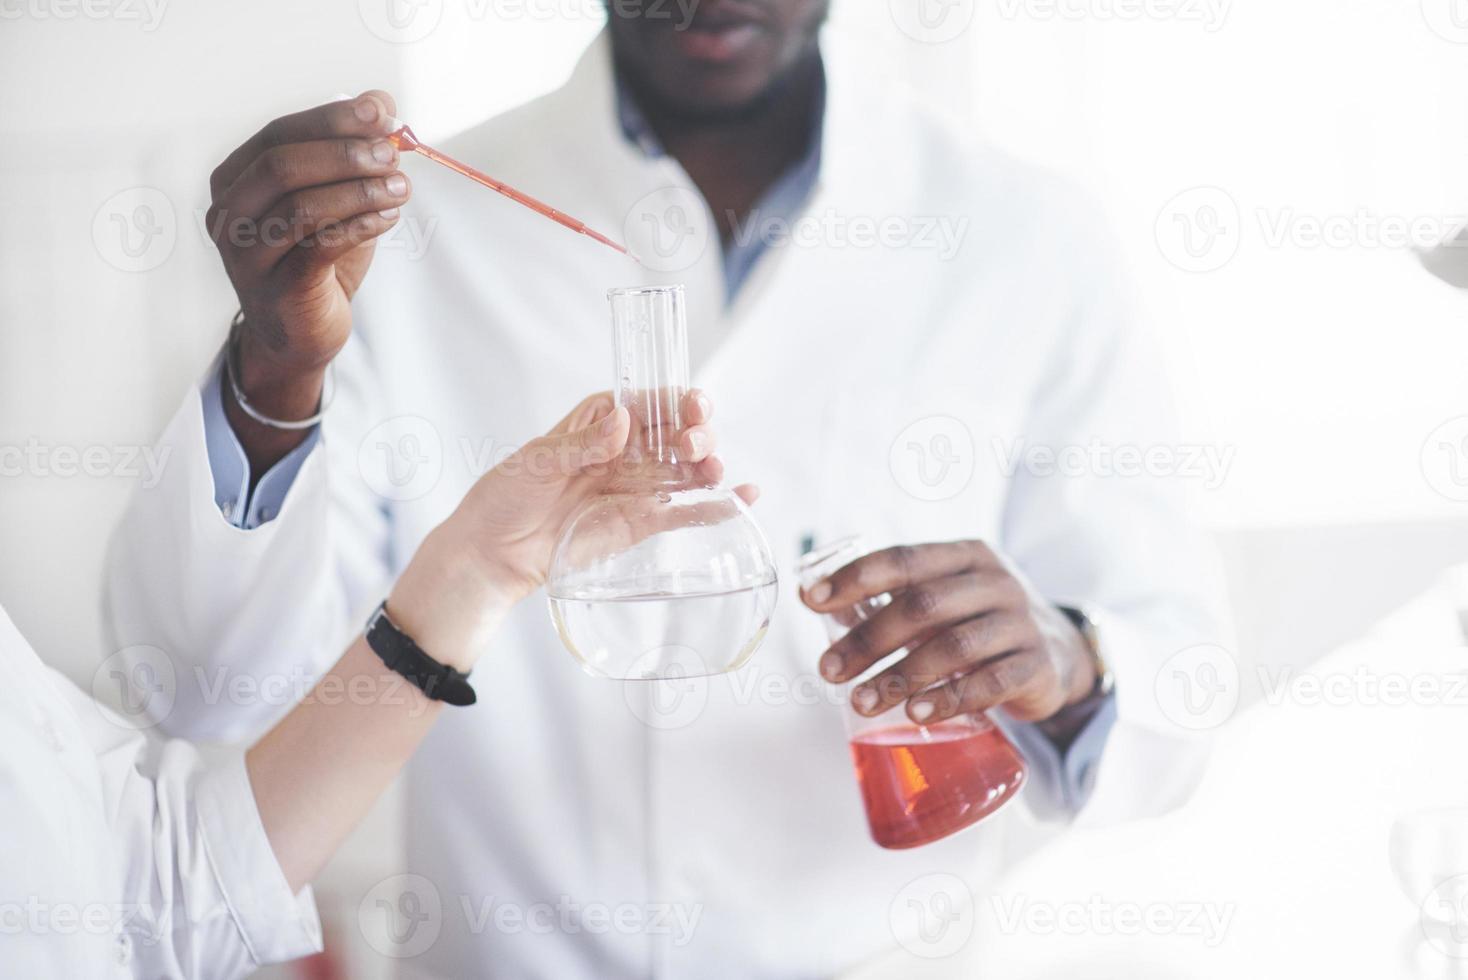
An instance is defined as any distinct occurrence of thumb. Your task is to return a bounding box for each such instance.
[526,406,630,479]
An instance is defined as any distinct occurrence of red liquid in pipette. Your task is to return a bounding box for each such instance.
[389,124,635,260]
[849,721,1026,849]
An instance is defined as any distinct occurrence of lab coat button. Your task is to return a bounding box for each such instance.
[114,932,132,965]
[221,500,236,521]
[258,506,276,522]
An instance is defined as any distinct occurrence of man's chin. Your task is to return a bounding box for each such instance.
[655,78,780,119]
[629,55,802,122]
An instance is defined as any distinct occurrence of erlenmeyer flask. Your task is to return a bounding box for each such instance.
[547,285,779,680]
[799,536,1027,849]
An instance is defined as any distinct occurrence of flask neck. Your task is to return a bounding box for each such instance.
[609,287,693,484]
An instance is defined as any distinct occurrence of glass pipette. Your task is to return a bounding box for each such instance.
[385,121,636,261]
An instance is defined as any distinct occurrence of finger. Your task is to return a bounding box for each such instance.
[282,209,402,270]
[549,392,616,436]
[211,91,400,201]
[904,650,1044,724]
[816,571,1001,683]
[680,424,716,462]
[803,540,997,611]
[691,455,759,505]
[694,453,725,486]
[512,406,629,482]
[212,138,401,229]
[681,389,713,426]
[847,611,1030,716]
[558,406,630,474]
[233,174,412,276]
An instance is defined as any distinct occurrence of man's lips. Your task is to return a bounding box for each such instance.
[687,0,770,30]
[673,20,765,62]
[667,0,770,61]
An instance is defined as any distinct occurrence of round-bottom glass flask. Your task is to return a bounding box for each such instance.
[547,286,778,680]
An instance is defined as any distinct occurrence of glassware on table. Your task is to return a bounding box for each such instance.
[547,285,778,681]
[798,536,1027,849]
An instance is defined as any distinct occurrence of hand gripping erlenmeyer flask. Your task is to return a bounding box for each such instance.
[799,537,1027,849]
[547,285,779,680]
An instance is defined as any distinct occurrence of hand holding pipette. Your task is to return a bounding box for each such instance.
[208,89,411,474]
[208,90,638,484]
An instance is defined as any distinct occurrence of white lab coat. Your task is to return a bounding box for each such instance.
[1421,224,1468,287]
[106,30,1227,979]
[0,606,320,978]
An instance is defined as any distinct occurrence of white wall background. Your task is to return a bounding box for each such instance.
[2,0,1467,975]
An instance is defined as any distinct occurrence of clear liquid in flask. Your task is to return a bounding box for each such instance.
[549,580,777,680]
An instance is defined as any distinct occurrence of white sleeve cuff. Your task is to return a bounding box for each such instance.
[195,753,323,968]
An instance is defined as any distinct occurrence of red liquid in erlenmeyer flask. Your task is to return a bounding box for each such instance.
[849,721,1026,850]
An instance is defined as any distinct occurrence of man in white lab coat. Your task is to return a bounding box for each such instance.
[106,2,1227,976]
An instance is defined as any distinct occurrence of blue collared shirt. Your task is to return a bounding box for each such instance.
[201,68,1118,818]
[615,74,825,303]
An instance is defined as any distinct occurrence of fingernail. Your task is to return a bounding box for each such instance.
[696,393,711,416]
[354,98,379,123]
[819,651,843,681]
[371,141,395,164]
[910,699,936,723]
[377,207,400,220]
[853,686,879,715]
[385,174,409,196]
[807,580,832,604]
[600,411,620,436]
[687,430,707,456]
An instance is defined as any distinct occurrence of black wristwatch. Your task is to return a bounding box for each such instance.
[1058,604,1114,701]
[364,602,477,706]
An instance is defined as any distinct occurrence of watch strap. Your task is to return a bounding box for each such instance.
[1058,604,1114,699]
[364,601,477,706]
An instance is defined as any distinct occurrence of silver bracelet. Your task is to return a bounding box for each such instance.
[224,311,336,432]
